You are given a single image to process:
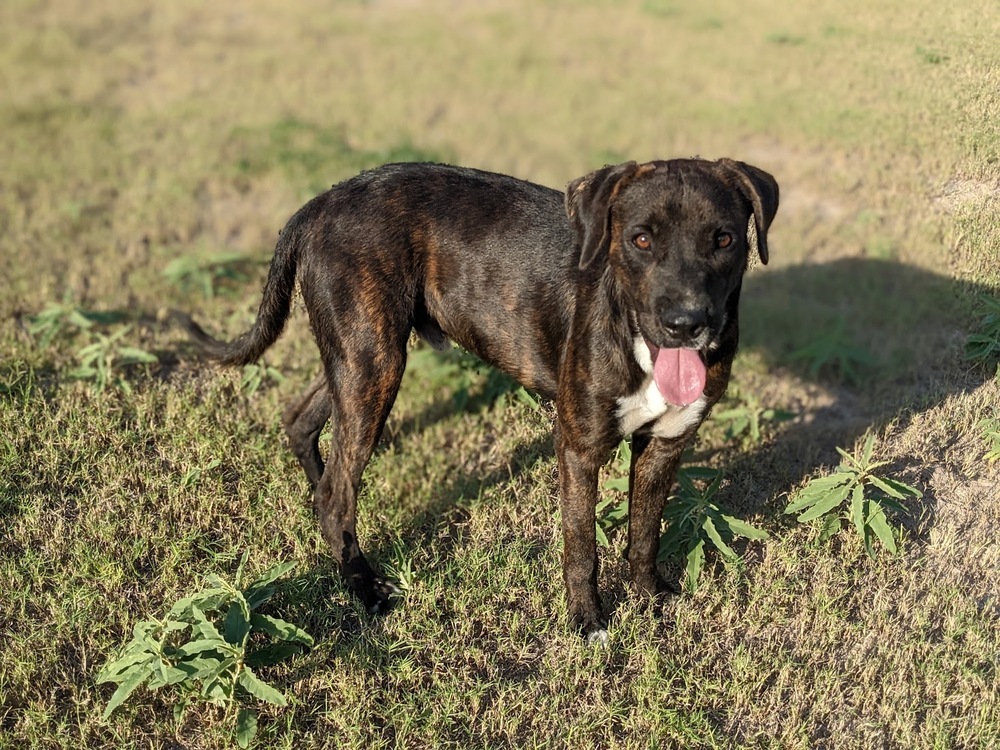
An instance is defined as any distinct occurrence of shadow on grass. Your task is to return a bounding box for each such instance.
[714,256,994,527]
[354,258,995,586]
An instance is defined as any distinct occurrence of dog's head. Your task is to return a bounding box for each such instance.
[565,158,778,404]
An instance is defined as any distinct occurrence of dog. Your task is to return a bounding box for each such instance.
[182,159,778,643]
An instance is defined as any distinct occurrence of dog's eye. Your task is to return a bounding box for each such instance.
[632,233,652,250]
[715,232,734,250]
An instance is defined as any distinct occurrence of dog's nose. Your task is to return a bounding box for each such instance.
[659,308,708,341]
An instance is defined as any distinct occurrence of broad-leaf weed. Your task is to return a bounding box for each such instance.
[965,293,1000,367]
[69,326,157,393]
[788,317,873,385]
[976,412,1000,464]
[785,432,921,557]
[710,386,795,447]
[241,360,286,396]
[163,251,258,299]
[28,296,126,349]
[599,441,768,592]
[660,466,769,593]
[96,554,312,748]
[596,440,632,548]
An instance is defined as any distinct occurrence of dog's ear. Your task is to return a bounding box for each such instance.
[718,159,779,266]
[565,162,641,270]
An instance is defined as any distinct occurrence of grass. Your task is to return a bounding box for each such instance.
[2,0,999,748]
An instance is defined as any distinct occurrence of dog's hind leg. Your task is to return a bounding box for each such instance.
[282,374,331,489]
[311,313,410,614]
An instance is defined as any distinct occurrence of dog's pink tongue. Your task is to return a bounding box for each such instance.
[651,346,706,406]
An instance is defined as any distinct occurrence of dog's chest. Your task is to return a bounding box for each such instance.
[616,381,707,438]
[615,337,707,438]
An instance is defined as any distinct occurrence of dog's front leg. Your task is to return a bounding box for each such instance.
[626,431,687,598]
[554,423,608,643]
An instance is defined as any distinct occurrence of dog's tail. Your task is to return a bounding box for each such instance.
[175,207,308,367]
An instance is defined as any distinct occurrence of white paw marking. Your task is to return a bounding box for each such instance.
[586,628,609,647]
[367,579,403,613]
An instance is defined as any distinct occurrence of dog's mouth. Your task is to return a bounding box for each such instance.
[632,308,718,407]
[644,340,706,407]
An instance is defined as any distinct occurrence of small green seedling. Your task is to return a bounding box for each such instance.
[788,317,873,385]
[659,466,769,593]
[785,432,921,557]
[977,413,1000,464]
[180,458,223,489]
[965,294,1000,367]
[163,251,256,299]
[28,297,126,349]
[70,326,157,393]
[711,388,795,446]
[96,555,312,748]
[241,361,286,396]
[596,440,632,547]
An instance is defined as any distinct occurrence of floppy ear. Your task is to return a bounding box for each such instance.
[565,162,640,270]
[718,159,779,265]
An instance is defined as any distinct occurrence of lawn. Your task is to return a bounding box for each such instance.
[1,1,998,748]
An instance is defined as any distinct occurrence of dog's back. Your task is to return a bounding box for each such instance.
[303,163,578,395]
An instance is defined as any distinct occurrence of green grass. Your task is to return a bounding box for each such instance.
[2,0,999,748]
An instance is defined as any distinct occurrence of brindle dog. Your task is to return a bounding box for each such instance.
[182,159,778,643]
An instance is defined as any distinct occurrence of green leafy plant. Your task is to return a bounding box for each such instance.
[163,251,257,299]
[916,45,949,64]
[512,385,543,413]
[965,294,1000,367]
[711,388,795,446]
[241,361,286,396]
[69,326,158,393]
[788,317,873,385]
[596,440,632,547]
[28,297,126,348]
[784,433,922,557]
[180,458,223,489]
[977,413,1000,464]
[96,555,312,748]
[659,466,769,593]
[598,441,768,590]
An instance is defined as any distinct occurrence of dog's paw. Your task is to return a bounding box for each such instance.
[574,613,610,647]
[655,575,681,598]
[585,627,610,648]
[365,577,403,615]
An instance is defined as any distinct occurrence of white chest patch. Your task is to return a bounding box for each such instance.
[615,336,708,438]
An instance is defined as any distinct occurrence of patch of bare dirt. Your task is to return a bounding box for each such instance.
[921,465,1000,607]
[935,177,1000,213]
